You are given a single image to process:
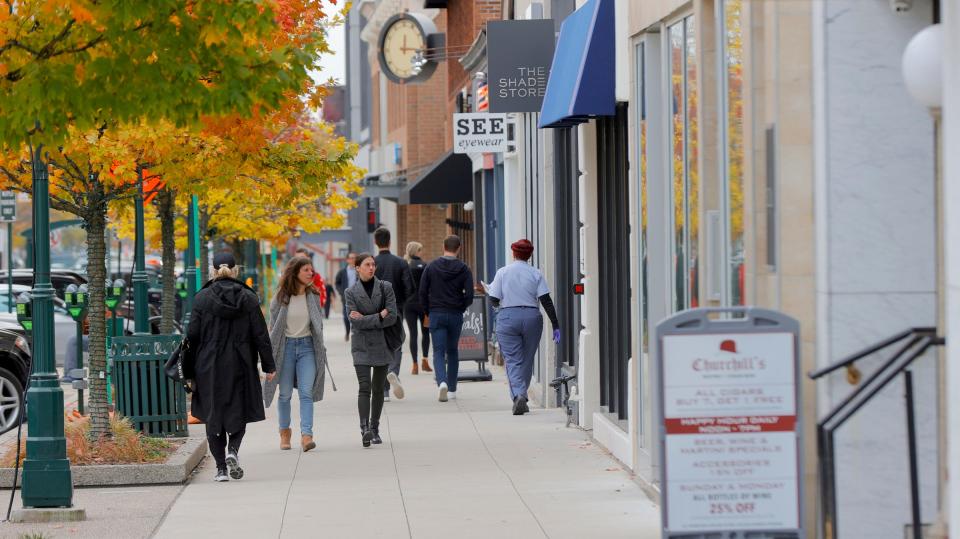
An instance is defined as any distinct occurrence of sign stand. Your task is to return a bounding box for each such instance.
[656,307,804,539]
[457,295,492,382]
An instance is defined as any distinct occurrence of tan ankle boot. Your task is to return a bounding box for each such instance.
[301,434,316,452]
[411,361,419,375]
[421,358,433,372]
[279,428,292,450]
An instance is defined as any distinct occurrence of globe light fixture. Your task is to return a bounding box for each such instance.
[901,24,943,111]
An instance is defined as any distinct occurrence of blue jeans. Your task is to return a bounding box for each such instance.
[278,336,317,435]
[430,311,463,392]
[496,307,543,400]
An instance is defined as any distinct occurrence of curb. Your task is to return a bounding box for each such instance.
[0,435,207,488]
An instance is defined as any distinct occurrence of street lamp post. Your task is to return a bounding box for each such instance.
[132,166,149,335]
[182,196,198,328]
[21,143,73,508]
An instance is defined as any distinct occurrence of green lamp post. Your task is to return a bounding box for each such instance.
[182,197,198,328]
[21,144,73,508]
[64,284,89,415]
[132,166,149,335]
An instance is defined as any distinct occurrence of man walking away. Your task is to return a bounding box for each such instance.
[419,235,474,402]
[335,253,358,341]
[373,228,414,401]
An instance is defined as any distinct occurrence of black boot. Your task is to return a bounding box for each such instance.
[360,419,373,448]
[370,420,383,444]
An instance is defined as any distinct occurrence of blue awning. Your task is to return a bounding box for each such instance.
[538,0,615,129]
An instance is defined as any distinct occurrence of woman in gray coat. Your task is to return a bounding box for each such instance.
[344,252,399,447]
[263,256,336,452]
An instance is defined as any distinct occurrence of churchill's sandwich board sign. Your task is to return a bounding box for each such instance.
[656,308,804,539]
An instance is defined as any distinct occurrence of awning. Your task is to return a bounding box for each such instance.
[538,0,615,129]
[399,151,473,204]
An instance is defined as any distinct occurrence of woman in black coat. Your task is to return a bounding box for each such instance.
[185,252,276,483]
[403,241,431,375]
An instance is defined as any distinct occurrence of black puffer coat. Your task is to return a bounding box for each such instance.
[184,277,275,434]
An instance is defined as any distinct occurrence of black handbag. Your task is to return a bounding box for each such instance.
[164,337,193,393]
[379,281,405,352]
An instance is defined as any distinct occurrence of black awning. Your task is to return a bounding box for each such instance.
[399,151,473,205]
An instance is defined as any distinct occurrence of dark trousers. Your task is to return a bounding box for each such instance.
[324,296,332,318]
[206,425,246,469]
[404,305,430,364]
[356,365,388,423]
[430,311,463,392]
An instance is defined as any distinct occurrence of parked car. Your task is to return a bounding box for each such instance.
[0,322,32,434]
[0,285,78,367]
[0,269,87,300]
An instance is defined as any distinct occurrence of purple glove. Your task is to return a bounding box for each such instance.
[553,329,561,343]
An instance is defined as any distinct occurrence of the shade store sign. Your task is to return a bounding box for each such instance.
[657,309,804,538]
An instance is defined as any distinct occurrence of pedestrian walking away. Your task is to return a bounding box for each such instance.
[184,252,276,483]
[419,235,474,403]
[344,253,400,447]
[404,241,432,375]
[488,239,560,416]
[373,227,414,401]
[335,252,358,341]
[324,282,335,319]
[263,255,336,453]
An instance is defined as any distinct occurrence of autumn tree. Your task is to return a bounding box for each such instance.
[0,0,335,439]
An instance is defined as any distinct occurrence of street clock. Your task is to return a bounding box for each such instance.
[377,13,444,84]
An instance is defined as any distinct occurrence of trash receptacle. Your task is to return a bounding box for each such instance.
[111,334,188,437]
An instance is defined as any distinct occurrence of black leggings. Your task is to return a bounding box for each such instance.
[404,306,430,364]
[355,365,388,423]
[207,425,246,469]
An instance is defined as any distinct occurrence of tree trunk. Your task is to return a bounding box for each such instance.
[199,205,211,284]
[85,188,111,440]
[158,188,177,334]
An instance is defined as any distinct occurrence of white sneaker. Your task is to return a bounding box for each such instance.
[214,467,229,482]
[384,395,391,402]
[438,382,448,402]
[448,391,457,400]
[387,372,405,399]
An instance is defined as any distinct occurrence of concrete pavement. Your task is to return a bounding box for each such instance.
[154,327,661,538]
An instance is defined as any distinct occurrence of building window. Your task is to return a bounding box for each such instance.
[722,0,745,306]
[669,15,699,311]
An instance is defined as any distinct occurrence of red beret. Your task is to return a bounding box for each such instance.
[511,239,534,260]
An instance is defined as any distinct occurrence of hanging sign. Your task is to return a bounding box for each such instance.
[656,308,804,537]
[486,19,555,113]
[453,113,508,154]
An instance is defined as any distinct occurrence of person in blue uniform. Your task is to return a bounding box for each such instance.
[488,239,560,415]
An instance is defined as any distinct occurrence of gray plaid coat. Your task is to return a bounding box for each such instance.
[344,278,399,367]
[262,290,336,408]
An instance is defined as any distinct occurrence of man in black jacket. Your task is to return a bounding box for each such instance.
[419,235,474,403]
[373,228,414,401]
[334,253,357,340]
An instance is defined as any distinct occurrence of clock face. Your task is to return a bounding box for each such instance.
[381,18,426,81]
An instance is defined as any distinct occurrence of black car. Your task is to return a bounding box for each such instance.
[0,320,32,434]
[0,269,87,300]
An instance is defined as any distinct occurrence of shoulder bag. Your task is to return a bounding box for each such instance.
[164,337,193,393]
[379,281,406,352]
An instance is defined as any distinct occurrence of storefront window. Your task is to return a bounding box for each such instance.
[669,15,698,311]
[670,22,685,311]
[637,42,648,353]
[724,0,745,305]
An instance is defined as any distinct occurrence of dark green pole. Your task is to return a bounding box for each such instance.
[7,221,12,313]
[132,166,149,334]
[22,142,73,508]
[243,239,258,293]
[182,197,197,328]
[74,319,84,415]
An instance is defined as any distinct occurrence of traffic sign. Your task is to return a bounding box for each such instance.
[0,191,15,222]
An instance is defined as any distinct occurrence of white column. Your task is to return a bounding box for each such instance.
[944,0,960,534]
[577,121,600,429]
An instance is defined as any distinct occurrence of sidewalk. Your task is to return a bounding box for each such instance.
[155,326,661,538]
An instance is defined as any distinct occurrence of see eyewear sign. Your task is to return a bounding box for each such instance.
[487,19,555,113]
[453,113,508,154]
[656,309,804,537]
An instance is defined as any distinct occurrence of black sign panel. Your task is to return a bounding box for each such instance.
[458,296,488,361]
[487,20,555,113]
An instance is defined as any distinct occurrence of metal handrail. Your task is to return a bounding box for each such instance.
[809,328,944,539]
